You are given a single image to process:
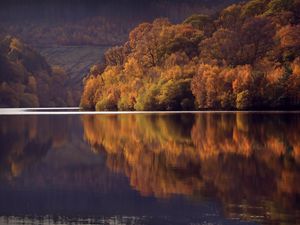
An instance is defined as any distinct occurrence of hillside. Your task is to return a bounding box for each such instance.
[0,36,78,107]
[39,46,108,86]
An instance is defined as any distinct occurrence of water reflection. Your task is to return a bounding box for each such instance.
[0,115,71,179]
[0,113,299,225]
[81,113,300,225]
[0,115,121,193]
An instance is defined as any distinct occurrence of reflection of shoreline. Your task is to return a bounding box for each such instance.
[3,108,300,115]
[0,115,74,179]
[0,115,129,194]
[82,113,300,224]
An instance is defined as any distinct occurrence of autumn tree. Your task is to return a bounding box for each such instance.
[240,17,276,64]
[200,17,275,66]
[104,44,130,66]
[183,14,215,36]
[199,29,240,66]
[217,4,244,30]
[80,76,103,110]
[0,36,77,107]
[129,19,168,67]
[241,0,268,18]
[277,24,300,61]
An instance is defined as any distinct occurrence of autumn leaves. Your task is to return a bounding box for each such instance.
[80,0,300,111]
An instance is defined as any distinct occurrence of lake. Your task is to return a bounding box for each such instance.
[0,111,299,225]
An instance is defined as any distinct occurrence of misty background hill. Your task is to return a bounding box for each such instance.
[0,0,242,46]
[0,0,241,23]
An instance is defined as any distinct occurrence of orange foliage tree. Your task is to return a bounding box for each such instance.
[81,0,300,111]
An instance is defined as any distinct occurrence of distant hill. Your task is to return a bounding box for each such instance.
[39,46,108,86]
[0,0,242,46]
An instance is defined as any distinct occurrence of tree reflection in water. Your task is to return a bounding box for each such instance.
[82,113,300,224]
[0,115,72,179]
[0,113,299,224]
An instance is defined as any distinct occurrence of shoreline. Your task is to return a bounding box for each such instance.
[1,108,300,115]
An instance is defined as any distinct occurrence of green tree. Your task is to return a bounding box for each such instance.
[265,0,294,15]
[241,0,268,18]
[183,14,214,35]
[236,90,252,109]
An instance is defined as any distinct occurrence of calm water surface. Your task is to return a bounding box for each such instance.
[0,112,299,225]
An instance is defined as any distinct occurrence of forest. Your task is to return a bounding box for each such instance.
[81,0,300,110]
[0,36,79,107]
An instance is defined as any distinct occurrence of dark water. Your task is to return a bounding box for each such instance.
[0,112,299,225]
